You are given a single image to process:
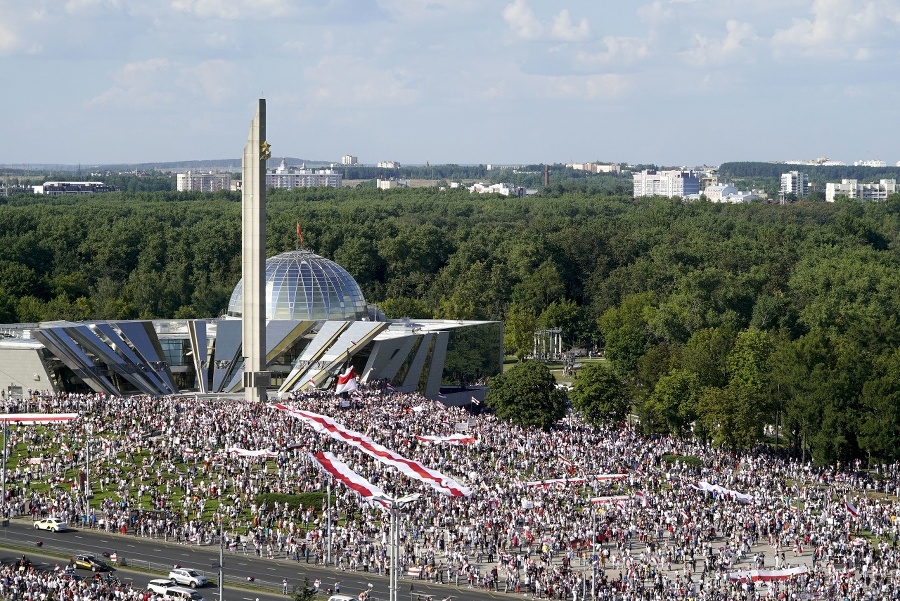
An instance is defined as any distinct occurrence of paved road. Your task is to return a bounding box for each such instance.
[0,519,504,601]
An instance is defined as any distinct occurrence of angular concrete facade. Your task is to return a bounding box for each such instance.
[12,318,501,404]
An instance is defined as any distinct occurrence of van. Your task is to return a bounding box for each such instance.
[164,586,206,601]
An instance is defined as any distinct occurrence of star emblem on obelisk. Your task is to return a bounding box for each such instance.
[260,141,272,160]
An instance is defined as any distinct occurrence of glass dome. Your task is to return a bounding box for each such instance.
[227,249,367,320]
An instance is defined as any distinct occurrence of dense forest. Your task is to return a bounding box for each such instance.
[2,185,900,464]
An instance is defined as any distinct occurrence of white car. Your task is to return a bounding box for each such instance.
[147,579,176,594]
[33,517,67,532]
[168,568,208,588]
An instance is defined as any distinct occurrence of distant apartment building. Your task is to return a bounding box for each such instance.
[341,155,358,166]
[780,171,809,199]
[32,181,116,195]
[632,170,701,199]
[376,178,409,190]
[568,162,621,174]
[700,184,756,204]
[176,171,231,192]
[468,182,525,197]
[826,179,899,202]
[377,161,400,169]
[267,159,342,189]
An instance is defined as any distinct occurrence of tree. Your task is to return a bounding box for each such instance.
[292,577,318,601]
[858,349,900,462]
[642,368,700,436]
[504,302,537,360]
[598,291,656,378]
[539,298,582,349]
[486,361,567,431]
[570,363,628,425]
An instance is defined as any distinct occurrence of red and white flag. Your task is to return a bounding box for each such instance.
[228,447,278,458]
[415,434,477,444]
[310,451,388,508]
[0,413,78,425]
[271,405,471,497]
[728,565,808,582]
[334,366,358,394]
[845,497,860,517]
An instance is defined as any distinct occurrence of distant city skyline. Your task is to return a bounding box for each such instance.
[2,1,898,167]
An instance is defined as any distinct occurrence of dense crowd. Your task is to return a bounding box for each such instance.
[3,386,900,601]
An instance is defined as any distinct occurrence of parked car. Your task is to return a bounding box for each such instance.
[71,554,110,572]
[168,568,208,588]
[34,517,67,532]
[147,578,176,594]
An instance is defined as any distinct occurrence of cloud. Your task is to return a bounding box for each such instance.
[88,58,238,109]
[683,19,756,66]
[64,0,122,14]
[503,0,590,42]
[771,0,890,59]
[575,37,650,69]
[535,73,632,100]
[169,0,296,20]
[550,9,590,42]
[303,55,420,109]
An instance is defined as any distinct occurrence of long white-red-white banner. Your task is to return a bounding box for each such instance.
[0,413,78,425]
[272,404,471,497]
[311,451,388,508]
[590,495,630,504]
[415,434,477,444]
[728,565,808,582]
[228,447,278,458]
[524,474,627,488]
[694,481,753,504]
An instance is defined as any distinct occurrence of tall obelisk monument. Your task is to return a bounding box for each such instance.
[241,99,270,402]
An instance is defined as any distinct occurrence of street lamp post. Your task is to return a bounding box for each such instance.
[375,494,420,601]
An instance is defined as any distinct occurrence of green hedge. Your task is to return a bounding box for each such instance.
[661,454,703,468]
[256,492,326,512]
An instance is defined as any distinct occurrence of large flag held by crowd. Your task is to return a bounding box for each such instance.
[728,565,808,582]
[415,434,477,444]
[309,451,389,509]
[334,366,358,394]
[272,404,472,497]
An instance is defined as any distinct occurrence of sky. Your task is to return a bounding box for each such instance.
[2,0,899,167]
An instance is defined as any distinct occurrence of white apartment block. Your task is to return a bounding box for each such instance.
[33,181,115,195]
[468,182,525,197]
[853,160,887,168]
[176,171,231,192]
[377,161,400,169]
[780,171,809,198]
[568,162,621,174]
[376,178,409,190]
[341,155,358,165]
[632,170,701,198]
[826,179,899,202]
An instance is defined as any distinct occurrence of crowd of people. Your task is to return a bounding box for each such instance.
[3,385,900,600]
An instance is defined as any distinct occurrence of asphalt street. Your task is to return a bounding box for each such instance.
[0,519,504,601]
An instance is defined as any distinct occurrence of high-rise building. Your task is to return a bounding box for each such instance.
[176,171,231,192]
[780,171,809,199]
[341,155,358,165]
[632,170,700,198]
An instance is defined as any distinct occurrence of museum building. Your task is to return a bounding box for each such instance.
[0,250,502,404]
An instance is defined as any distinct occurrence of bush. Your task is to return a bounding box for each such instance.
[661,454,703,468]
[256,492,326,512]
